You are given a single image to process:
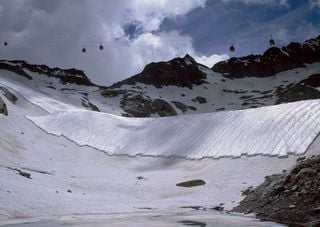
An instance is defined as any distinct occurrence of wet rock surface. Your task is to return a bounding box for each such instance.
[233,155,320,226]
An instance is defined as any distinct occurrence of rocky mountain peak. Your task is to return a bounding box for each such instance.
[110,54,207,89]
[183,54,197,64]
[212,35,320,78]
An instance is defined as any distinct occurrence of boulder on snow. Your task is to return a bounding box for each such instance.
[192,96,207,104]
[176,179,206,188]
[172,101,188,113]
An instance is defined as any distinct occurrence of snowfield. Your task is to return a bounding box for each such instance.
[29,99,320,159]
[0,71,320,225]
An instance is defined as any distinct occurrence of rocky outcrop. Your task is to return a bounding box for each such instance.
[0,96,8,116]
[275,83,320,104]
[300,73,320,87]
[192,96,207,104]
[0,61,32,80]
[212,35,320,78]
[0,60,96,86]
[274,73,320,104]
[0,87,18,104]
[101,89,127,98]
[120,94,177,117]
[81,97,100,112]
[172,101,188,113]
[111,54,208,89]
[233,155,320,226]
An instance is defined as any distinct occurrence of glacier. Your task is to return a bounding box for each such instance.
[2,77,320,159]
[0,76,320,159]
[28,99,320,159]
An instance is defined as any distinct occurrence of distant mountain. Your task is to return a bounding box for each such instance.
[0,35,320,117]
[101,35,320,117]
[0,60,95,86]
[111,54,208,89]
[212,35,320,78]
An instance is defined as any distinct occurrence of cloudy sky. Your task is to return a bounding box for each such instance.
[0,0,319,85]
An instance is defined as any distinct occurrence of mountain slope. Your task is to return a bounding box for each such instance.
[1,37,320,225]
[102,35,320,117]
[212,35,320,78]
[1,69,320,223]
[0,36,319,118]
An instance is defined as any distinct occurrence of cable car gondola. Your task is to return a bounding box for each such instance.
[269,35,275,46]
[229,44,235,52]
[99,42,104,50]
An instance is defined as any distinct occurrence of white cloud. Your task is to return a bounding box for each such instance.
[0,0,209,85]
[195,54,229,67]
[310,0,320,9]
[126,0,206,32]
[221,0,288,6]
[126,31,228,74]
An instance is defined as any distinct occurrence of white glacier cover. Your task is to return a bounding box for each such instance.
[2,77,319,159]
[28,99,320,159]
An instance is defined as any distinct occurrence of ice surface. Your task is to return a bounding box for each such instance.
[29,99,320,159]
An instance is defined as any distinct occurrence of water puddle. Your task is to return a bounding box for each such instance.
[0,211,285,227]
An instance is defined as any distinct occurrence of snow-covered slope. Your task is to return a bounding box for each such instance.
[1,57,320,224]
[0,74,319,221]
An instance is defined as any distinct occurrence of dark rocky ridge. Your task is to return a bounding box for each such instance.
[233,155,320,226]
[212,35,320,78]
[0,61,32,80]
[0,87,18,104]
[110,54,208,89]
[0,96,8,116]
[0,60,96,86]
